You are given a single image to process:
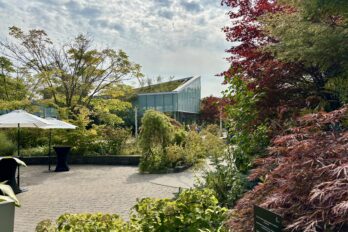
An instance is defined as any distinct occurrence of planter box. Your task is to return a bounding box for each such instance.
[0,201,15,232]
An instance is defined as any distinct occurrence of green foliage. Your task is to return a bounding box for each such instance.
[138,110,226,173]
[36,213,132,232]
[20,146,48,157]
[224,76,269,173]
[202,133,226,159]
[262,0,348,108]
[139,146,169,173]
[138,110,174,172]
[173,129,187,145]
[0,132,15,155]
[139,109,174,152]
[182,131,206,166]
[131,188,228,232]
[136,79,185,94]
[199,76,268,208]
[0,182,20,206]
[202,124,221,137]
[100,127,131,155]
[199,152,248,208]
[0,56,29,104]
[166,144,185,167]
[36,189,228,232]
[325,75,348,104]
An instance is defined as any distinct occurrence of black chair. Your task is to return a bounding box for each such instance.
[0,158,20,194]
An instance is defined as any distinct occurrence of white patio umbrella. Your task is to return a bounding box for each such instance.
[0,110,53,189]
[40,118,77,171]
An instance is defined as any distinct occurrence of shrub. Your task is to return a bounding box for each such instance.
[138,110,174,173]
[0,132,15,155]
[227,106,348,231]
[203,124,220,137]
[182,131,206,165]
[139,147,168,173]
[131,188,228,232]
[101,127,131,155]
[139,109,174,152]
[173,129,187,145]
[199,152,248,208]
[20,146,48,157]
[203,132,226,159]
[36,189,228,232]
[36,213,133,232]
[166,144,185,167]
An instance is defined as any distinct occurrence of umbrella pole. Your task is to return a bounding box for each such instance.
[48,129,52,171]
[17,123,20,189]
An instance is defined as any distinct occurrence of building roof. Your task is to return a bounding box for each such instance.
[136,76,199,95]
[135,77,193,94]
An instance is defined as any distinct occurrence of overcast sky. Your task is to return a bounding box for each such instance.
[0,0,230,97]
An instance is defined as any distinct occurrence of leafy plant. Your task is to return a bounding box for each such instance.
[0,132,15,155]
[131,188,228,232]
[138,110,174,172]
[227,106,348,231]
[182,131,206,166]
[20,146,48,157]
[36,189,228,232]
[100,127,131,155]
[202,124,221,137]
[36,213,134,232]
[0,182,20,206]
[224,76,269,173]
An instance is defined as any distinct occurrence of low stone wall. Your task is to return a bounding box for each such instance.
[20,155,141,166]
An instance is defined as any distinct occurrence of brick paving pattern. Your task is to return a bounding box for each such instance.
[14,165,179,232]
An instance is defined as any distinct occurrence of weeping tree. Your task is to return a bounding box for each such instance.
[0,26,143,123]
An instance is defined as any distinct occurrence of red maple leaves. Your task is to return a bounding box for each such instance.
[227,106,348,231]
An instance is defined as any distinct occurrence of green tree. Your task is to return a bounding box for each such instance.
[262,0,348,108]
[0,56,30,109]
[1,26,143,122]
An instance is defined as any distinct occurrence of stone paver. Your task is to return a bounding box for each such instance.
[14,165,191,232]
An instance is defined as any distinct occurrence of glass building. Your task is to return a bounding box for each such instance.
[134,76,201,123]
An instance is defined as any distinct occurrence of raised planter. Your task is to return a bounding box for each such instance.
[20,155,141,166]
[0,201,15,232]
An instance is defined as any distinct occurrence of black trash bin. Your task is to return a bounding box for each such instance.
[54,146,71,172]
[0,158,20,194]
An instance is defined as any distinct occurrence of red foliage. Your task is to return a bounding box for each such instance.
[227,106,348,231]
[221,0,307,118]
[199,96,229,124]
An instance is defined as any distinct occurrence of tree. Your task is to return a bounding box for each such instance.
[262,0,348,109]
[199,96,228,124]
[227,106,348,231]
[221,0,346,119]
[1,27,143,121]
[0,56,31,109]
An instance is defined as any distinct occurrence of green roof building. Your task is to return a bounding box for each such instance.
[134,76,201,123]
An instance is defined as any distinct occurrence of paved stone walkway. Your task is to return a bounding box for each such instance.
[14,165,195,232]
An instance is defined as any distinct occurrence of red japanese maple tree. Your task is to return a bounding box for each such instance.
[199,96,229,124]
[227,106,348,231]
[221,0,307,119]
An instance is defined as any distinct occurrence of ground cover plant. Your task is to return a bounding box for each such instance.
[36,188,228,232]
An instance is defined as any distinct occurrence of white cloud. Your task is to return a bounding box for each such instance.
[0,0,230,97]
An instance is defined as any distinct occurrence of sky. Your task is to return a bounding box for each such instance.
[0,0,231,98]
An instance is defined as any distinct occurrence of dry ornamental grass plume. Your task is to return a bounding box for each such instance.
[227,106,348,232]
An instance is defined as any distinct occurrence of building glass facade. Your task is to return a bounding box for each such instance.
[134,76,201,123]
